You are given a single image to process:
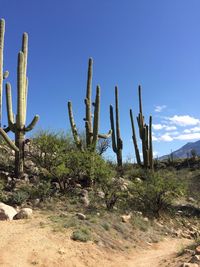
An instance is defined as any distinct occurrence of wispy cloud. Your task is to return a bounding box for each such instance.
[183,127,200,134]
[175,133,200,141]
[167,115,200,127]
[152,124,177,131]
[154,105,167,113]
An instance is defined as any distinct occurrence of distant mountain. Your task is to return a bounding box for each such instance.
[159,140,200,160]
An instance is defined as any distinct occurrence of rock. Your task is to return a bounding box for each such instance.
[190,255,200,263]
[143,217,149,222]
[75,183,82,189]
[97,191,105,199]
[30,198,40,207]
[80,190,89,207]
[195,245,200,255]
[182,263,199,267]
[135,177,142,183]
[13,208,33,220]
[188,197,196,203]
[121,214,131,223]
[0,202,17,220]
[184,249,195,255]
[76,213,86,220]
[80,196,90,207]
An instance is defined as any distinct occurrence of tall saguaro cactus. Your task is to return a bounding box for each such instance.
[110,86,123,167]
[130,85,153,169]
[0,19,9,127]
[5,32,39,177]
[68,58,111,151]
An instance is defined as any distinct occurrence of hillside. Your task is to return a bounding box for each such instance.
[160,140,200,160]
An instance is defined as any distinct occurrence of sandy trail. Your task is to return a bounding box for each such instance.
[0,213,192,267]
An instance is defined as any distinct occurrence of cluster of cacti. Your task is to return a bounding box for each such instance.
[110,86,123,167]
[130,85,154,169]
[0,18,39,177]
[68,58,111,152]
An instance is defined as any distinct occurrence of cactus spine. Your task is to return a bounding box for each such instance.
[110,86,123,167]
[5,32,39,177]
[130,85,153,169]
[68,58,111,151]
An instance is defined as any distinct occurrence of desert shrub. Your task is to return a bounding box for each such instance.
[66,150,114,187]
[129,170,186,216]
[0,137,14,170]
[8,190,29,205]
[29,130,74,174]
[71,227,91,242]
[0,179,7,202]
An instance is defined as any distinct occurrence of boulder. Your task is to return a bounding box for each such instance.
[121,213,131,223]
[13,208,33,220]
[0,202,17,220]
[76,213,86,220]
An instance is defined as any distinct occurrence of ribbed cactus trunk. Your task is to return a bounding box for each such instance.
[130,85,153,170]
[130,109,141,165]
[0,19,4,127]
[5,32,39,178]
[110,86,123,167]
[15,131,25,176]
[68,58,111,152]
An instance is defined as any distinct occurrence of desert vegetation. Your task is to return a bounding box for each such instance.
[0,17,200,267]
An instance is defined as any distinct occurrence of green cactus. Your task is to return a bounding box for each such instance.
[5,32,39,177]
[130,85,153,169]
[0,18,9,127]
[130,109,141,165]
[68,58,111,152]
[110,86,123,167]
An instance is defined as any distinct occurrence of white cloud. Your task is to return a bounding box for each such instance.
[152,124,177,131]
[165,126,177,131]
[153,133,174,142]
[167,115,200,127]
[154,105,167,113]
[159,133,174,142]
[183,127,200,134]
[175,133,200,141]
[152,124,165,130]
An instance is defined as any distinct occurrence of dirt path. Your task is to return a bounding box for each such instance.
[0,213,192,267]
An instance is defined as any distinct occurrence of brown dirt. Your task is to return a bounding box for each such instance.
[0,212,192,267]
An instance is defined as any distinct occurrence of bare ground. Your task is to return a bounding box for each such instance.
[0,212,192,267]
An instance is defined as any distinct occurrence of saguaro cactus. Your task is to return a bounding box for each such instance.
[130,85,153,169]
[68,58,111,151]
[0,19,9,127]
[110,86,123,167]
[130,109,141,165]
[5,33,39,177]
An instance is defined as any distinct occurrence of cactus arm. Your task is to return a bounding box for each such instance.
[138,85,143,115]
[92,85,100,148]
[98,130,112,139]
[67,101,83,150]
[17,52,25,128]
[25,115,39,132]
[5,83,14,127]
[109,104,117,153]
[0,19,5,127]
[115,86,122,150]
[130,109,141,165]
[22,33,28,122]
[85,58,93,146]
[0,128,19,152]
[149,115,154,170]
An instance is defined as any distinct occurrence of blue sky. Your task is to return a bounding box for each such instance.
[1,0,200,161]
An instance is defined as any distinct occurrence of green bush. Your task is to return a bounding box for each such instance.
[129,170,186,216]
[71,227,91,242]
[66,150,114,187]
[29,130,73,174]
